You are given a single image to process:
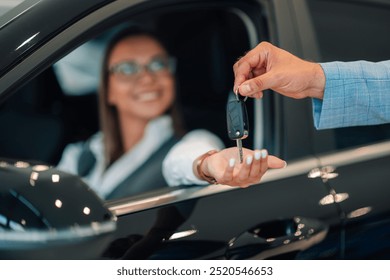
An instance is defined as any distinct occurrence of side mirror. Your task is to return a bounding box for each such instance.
[0,159,117,259]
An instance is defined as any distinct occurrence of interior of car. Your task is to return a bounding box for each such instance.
[0,6,257,188]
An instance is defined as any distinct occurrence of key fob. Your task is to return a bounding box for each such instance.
[226,93,249,140]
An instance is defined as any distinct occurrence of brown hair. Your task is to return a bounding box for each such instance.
[98,27,186,167]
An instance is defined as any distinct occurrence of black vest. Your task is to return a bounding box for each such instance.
[77,136,179,200]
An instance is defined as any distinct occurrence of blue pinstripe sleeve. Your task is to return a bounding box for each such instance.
[312,60,390,129]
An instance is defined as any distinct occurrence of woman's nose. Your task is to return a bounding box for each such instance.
[135,67,156,83]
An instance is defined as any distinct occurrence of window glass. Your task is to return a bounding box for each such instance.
[0,0,25,17]
[308,0,390,150]
[0,6,253,200]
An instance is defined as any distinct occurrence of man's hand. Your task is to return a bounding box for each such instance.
[233,41,325,100]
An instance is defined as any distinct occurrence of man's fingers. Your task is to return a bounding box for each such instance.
[238,71,277,96]
[233,47,268,92]
[233,60,254,92]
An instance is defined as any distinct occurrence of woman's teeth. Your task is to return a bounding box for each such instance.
[136,92,159,102]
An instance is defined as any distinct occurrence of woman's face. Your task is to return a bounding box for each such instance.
[107,35,175,122]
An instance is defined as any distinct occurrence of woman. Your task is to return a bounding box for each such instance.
[57,28,286,199]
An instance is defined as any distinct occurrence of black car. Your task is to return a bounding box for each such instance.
[1,0,390,259]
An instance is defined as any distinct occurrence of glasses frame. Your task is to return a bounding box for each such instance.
[108,56,176,79]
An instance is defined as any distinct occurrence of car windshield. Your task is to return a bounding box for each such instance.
[0,0,25,17]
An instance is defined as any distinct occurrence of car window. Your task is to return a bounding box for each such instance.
[307,0,390,151]
[0,3,258,201]
[0,0,25,17]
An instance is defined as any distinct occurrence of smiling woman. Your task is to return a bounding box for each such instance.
[56,27,223,199]
[102,29,181,166]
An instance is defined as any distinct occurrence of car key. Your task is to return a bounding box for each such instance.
[226,91,249,163]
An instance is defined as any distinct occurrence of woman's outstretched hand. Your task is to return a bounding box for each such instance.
[199,147,286,188]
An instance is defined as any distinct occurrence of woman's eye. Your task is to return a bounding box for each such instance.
[118,63,138,75]
[149,59,166,72]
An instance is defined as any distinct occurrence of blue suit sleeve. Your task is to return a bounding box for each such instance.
[312,60,390,129]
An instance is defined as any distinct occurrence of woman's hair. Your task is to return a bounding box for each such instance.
[98,26,186,167]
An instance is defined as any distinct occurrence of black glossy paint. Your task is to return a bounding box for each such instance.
[105,173,342,260]
[0,158,116,259]
[0,0,111,78]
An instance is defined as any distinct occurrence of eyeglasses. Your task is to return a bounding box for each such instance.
[108,56,176,80]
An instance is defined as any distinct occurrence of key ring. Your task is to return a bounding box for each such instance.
[235,87,248,102]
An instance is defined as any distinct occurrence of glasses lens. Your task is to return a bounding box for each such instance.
[112,62,139,76]
[110,57,175,79]
[148,57,169,73]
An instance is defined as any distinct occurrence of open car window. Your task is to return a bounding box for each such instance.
[0,2,262,201]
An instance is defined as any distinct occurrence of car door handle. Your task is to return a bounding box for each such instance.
[226,217,328,259]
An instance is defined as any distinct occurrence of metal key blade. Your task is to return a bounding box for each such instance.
[236,138,243,163]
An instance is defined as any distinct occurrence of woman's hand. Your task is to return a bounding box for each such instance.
[200,147,286,188]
